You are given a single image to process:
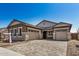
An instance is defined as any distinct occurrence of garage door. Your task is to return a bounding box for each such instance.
[55,30,67,40]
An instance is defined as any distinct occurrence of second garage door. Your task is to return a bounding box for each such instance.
[55,30,67,40]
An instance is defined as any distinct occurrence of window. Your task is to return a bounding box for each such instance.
[48,31,52,35]
[28,29,30,32]
[14,29,17,36]
[31,30,33,32]
[18,28,22,36]
[37,31,39,33]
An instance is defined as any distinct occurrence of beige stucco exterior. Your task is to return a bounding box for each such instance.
[6,20,42,42]
[36,20,71,40]
[26,27,42,40]
[53,26,71,40]
[0,19,72,42]
[53,30,71,40]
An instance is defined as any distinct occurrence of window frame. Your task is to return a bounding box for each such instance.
[18,27,22,36]
[13,28,17,36]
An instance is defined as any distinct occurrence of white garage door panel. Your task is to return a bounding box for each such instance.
[56,31,67,40]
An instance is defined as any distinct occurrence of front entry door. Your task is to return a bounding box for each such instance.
[43,31,47,39]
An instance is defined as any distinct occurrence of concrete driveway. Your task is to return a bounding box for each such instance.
[5,40,67,56]
[0,47,23,56]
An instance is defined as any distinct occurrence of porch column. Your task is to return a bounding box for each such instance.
[9,33,12,44]
[53,32,55,40]
[25,32,29,40]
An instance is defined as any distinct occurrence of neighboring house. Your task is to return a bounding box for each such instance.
[0,28,8,41]
[0,19,72,42]
[36,20,72,40]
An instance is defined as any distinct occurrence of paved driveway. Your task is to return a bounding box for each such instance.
[0,47,23,56]
[5,40,67,56]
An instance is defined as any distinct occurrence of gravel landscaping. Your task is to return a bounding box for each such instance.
[4,40,67,56]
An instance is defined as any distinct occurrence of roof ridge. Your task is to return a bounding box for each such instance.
[43,20,57,24]
[58,22,72,25]
[7,19,41,29]
[36,19,57,26]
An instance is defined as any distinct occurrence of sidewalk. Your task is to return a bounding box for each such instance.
[0,47,24,56]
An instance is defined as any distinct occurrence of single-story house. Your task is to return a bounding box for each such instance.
[36,20,72,40]
[0,19,72,42]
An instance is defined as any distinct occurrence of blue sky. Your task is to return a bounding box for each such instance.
[0,3,79,32]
